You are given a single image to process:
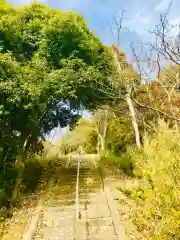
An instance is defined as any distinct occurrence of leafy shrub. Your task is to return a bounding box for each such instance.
[0,189,7,207]
[119,183,149,201]
[131,120,180,239]
[21,157,44,193]
[0,155,68,223]
[100,152,133,174]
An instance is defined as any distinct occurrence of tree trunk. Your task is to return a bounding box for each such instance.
[100,134,105,152]
[12,155,24,201]
[95,107,108,154]
[112,45,141,148]
[103,108,108,142]
[12,136,29,201]
[96,132,105,153]
[97,135,100,155]
[126,89,141,148]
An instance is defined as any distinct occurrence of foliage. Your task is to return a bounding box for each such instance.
[0,154,70,224]
[2,3,180,238]
[0,1,117,202]
[106,108,135,154]
[135,66,180,130]
[100,152,133,174]
[58,117,97,154]
[89,103,136,172]
[123,120,180,239]
[0,0,115,152]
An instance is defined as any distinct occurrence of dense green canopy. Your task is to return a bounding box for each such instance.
[0,1,116,162]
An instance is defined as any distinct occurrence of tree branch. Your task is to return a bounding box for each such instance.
[131,88,180,122]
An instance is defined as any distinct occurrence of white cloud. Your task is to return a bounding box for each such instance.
[168,17,180,36]
[8,0,47,5]
[55,0,93,13]
[155,0,171,12]
[124,12,153,36]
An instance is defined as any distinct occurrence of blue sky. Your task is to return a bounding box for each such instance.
[7,0,180,142]
[8,0,180,58]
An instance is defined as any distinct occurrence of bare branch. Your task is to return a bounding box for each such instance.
[113,10,126,47]
[131,88,180,123]
[137,119,157,132]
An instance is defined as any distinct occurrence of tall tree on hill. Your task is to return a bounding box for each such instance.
[103,11,141,147]
[0,1,118,199]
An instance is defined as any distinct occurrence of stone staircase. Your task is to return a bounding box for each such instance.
[75,168,118,240]
[32,156,120,240]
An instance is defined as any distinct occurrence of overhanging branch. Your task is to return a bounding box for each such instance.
[131,88,180,123]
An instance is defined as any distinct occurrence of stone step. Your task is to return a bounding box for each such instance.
[79,173,100,177]
[43,205,75,212]
[79,172,100,176]
[34,223,74,240]
[56,173,100,177]
[47,192,107,202]
[50,176,100,182]
[75,218,117,240]
[47,192,105,202]
[47,191,76,198]
[45,198,75,204]
[79,188,103,194]
[51,177,76,181]
[33,235,74,240]
[79,199,107,205]
[50,179,102,186]
[45,197,108,207]
[50,184,76,189]
[79,178,101,183]
[47,193,75,200]
[86,235,118,240]
[49,182,102,190]
[49,188,76,194]
[79,192,106,198]
[79,183,102,188]
[44,199,75,206]
[51,173,78,177]
[79,203,110,219]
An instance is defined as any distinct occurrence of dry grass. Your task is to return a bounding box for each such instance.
[118,120,180,239]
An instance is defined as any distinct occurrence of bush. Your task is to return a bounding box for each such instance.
[131,120,180,239]
[100,152,133,174]
[0,189,7,207]
[0,163,18,207]
[21,157,44,194]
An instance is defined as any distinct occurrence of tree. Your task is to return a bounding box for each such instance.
[94,11,142,148]
[112,45,141,147]
[130,4,180,128]
[93,107,109,154]
[58,117,97,155]
[0,2,117,200]
[0,2,115,153]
